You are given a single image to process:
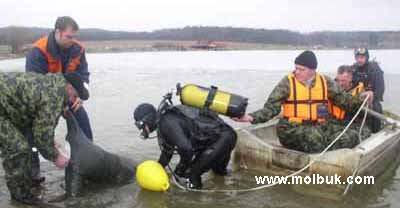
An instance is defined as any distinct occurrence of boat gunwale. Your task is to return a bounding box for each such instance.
[235,117,400,158]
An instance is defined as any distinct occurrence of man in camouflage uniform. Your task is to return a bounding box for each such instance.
[233,51,373,153]
[0,71,88,204]
[331,65,371,140]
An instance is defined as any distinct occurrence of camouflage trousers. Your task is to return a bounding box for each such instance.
[276,118,367,153]
[0,116,34,201]
[335,120,372,141]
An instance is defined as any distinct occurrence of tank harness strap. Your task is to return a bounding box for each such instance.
[205,86,218,109]
[157,130,178,155]
[156,107,179,155]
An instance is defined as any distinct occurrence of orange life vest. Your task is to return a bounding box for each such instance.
[282,72,329,124]
[32,36,84,73]
[329,82,364,120]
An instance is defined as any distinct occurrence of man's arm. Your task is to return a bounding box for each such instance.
[32,93,64,161]
[158,151,173,167]
[157,115,193,167]
[25,48,49,74]
[77,51,90,83]
[249,76,290,124]
[372,64,384,101]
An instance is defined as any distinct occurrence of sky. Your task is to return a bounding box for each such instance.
[1,0,400,32]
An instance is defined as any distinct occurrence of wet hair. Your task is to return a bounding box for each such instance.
[337,65,354,75]
[55,16,79,31]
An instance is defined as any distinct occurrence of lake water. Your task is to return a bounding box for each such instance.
[0,50,400,208]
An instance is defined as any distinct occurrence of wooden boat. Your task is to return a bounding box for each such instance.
[233,114,400,200]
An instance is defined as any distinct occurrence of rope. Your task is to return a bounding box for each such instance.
[343,104,370,195]
[358,103,369,143]
[343,102,369,196]
[170,95,371,193]
[342,154,363,196]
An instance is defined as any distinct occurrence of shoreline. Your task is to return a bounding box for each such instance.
[1,40,400,61]
[0,54,25,61]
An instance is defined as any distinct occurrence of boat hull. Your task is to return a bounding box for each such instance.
[233,119,400,200]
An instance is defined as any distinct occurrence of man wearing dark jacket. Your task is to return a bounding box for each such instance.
[25,16,93,185]
[352,47,385,133]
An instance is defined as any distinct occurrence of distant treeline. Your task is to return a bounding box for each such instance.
[0,26,399,53]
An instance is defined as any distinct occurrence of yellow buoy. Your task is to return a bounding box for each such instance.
[136,160,170,192]
[177,83,248,118]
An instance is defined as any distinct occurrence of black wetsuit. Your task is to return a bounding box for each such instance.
[353,61,385,133]
[157,105,237,180]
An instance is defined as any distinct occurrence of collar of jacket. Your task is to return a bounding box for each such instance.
[355,62,372,72]
[46,32,82,61]
[298,74,317,88]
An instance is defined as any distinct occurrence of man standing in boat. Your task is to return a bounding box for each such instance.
[233,50,373,153]
[352,47,385,133]
[25,16,93,185]
[330,65,371,139]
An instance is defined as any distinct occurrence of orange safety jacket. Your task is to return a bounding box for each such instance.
[329,82,364,120]
[32,36,84,73]
[282,72,329,124]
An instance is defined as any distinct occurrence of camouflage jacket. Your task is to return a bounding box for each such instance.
[249,74,363,124]
[0,72,68,161]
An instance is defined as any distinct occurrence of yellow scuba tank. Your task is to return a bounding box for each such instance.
[176,83,248,118]
[136,160,170,192]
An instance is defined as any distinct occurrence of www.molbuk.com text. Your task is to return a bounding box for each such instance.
[255,174,374,185]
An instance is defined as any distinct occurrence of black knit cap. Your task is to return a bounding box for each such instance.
[64,72,89,100]
[295,50,318,70]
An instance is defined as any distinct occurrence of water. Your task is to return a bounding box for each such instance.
[0,50,400,207]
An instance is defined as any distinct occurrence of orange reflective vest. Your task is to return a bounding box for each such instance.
[282,73,329,124]
[32,36,84,73]
[329,82,364,120]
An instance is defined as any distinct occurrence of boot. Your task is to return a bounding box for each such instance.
[186,175,202,189]
[31,147,45,187]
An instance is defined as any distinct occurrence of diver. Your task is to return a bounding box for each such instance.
[329,65,371,139]
[133,92,237,189]
[352,47,385,133]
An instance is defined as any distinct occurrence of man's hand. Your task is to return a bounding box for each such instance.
[54,145,70,169]
[71,97,83,112]
[63,106,72,118]
[360,91,374,105]
[231,115,254,123]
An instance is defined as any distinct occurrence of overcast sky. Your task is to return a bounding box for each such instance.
[1,0,399,32]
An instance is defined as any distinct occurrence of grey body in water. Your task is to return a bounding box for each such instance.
[65,114,137,197]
